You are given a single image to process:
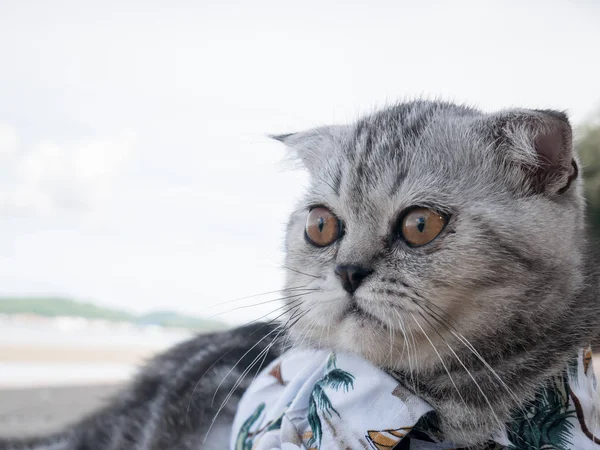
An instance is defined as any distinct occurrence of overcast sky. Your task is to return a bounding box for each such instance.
[0,0,599,324]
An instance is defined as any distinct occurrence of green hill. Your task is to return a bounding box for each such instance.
[137,311,223,331]
[0,297,225,331]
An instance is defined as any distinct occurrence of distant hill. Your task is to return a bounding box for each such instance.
[137,311,223,331]
[0,297,225,332]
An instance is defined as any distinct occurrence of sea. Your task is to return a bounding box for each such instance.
[0,315,193,388]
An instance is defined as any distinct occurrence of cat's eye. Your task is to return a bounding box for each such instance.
[305,207,342,247]
[400,208,447,247]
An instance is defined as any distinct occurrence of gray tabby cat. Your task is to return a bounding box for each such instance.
[1,100,598,449]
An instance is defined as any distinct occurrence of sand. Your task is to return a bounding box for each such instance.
[0,344,140,438]
[0,345,156,365]
[0,384,122,438]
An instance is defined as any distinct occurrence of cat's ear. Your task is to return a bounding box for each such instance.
[486,109,578,195]
[270,125,348,173]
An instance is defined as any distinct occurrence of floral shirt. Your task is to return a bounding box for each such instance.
[230,347,600,450]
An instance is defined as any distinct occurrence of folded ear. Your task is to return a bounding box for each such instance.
[487,109,578,195]
[270,125,348,173]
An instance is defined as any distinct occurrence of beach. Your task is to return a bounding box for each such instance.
[0,384,122,437]
[0,342,139,438]
[0,317,192,437]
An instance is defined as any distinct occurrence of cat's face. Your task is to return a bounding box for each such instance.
[280,102,584,371]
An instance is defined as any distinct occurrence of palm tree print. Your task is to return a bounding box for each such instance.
[507,376,575,450]
[235,403,266,450]
[307,353,355,448]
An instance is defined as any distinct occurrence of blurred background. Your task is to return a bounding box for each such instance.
[0,0,599,437]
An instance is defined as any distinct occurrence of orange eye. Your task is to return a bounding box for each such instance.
[401,208,447,247]
[305,207,342,247]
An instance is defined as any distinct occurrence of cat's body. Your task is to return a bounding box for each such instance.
[2,100,599,449]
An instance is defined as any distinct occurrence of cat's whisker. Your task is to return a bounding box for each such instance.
[205,326,289,443]
[414,303,536,443]
[416,302,527,416]
[318,313,326,351]
[279,264,320,279]
[209,303,302,406]
[248,343,272,387]
[248,308,308,388]
[280,303,315,351]
[303,317,321,350]
[388,310,402,368]
[208,291,317,319]
[277,308,308,350]
[185,302,302,418]
[281,292,335,350]
[204,309,307,443]
[387,313,394,367]
[219,295,304,329]
[391,308,410,375]
[406,317,419,384]
[372,300,395,367]
[201,285,314,313]
[414,310,504,432]
[280,323,296,352]
[281,297,339,352]
[396,312,408,365]
[449,330,536,441]
[409,312,467,407]
[451,331,517,398]
[291,304,323,350]
[253,296,307,321]
[215,309,307,409]
[443,341,504,432]
[293,311,319,350]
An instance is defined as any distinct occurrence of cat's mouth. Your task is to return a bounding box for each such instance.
[343,302,387,328]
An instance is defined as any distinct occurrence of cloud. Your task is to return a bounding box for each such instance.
[0,124,18,159]
[0,126,135,216]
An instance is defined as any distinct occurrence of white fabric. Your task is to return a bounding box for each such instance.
[230,348,600,450]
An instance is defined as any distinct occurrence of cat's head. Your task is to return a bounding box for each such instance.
[277,101,584,371]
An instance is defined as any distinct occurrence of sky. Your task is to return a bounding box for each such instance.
[0,0,599,324]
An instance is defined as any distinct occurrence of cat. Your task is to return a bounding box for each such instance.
[1,100,598,449]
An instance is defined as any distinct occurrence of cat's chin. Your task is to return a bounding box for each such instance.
[285,294,432,371]
[290,312,418,372]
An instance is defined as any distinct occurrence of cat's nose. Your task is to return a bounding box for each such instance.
[335,265,373,294]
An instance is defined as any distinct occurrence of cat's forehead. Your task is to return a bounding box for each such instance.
[311,103,485,219]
